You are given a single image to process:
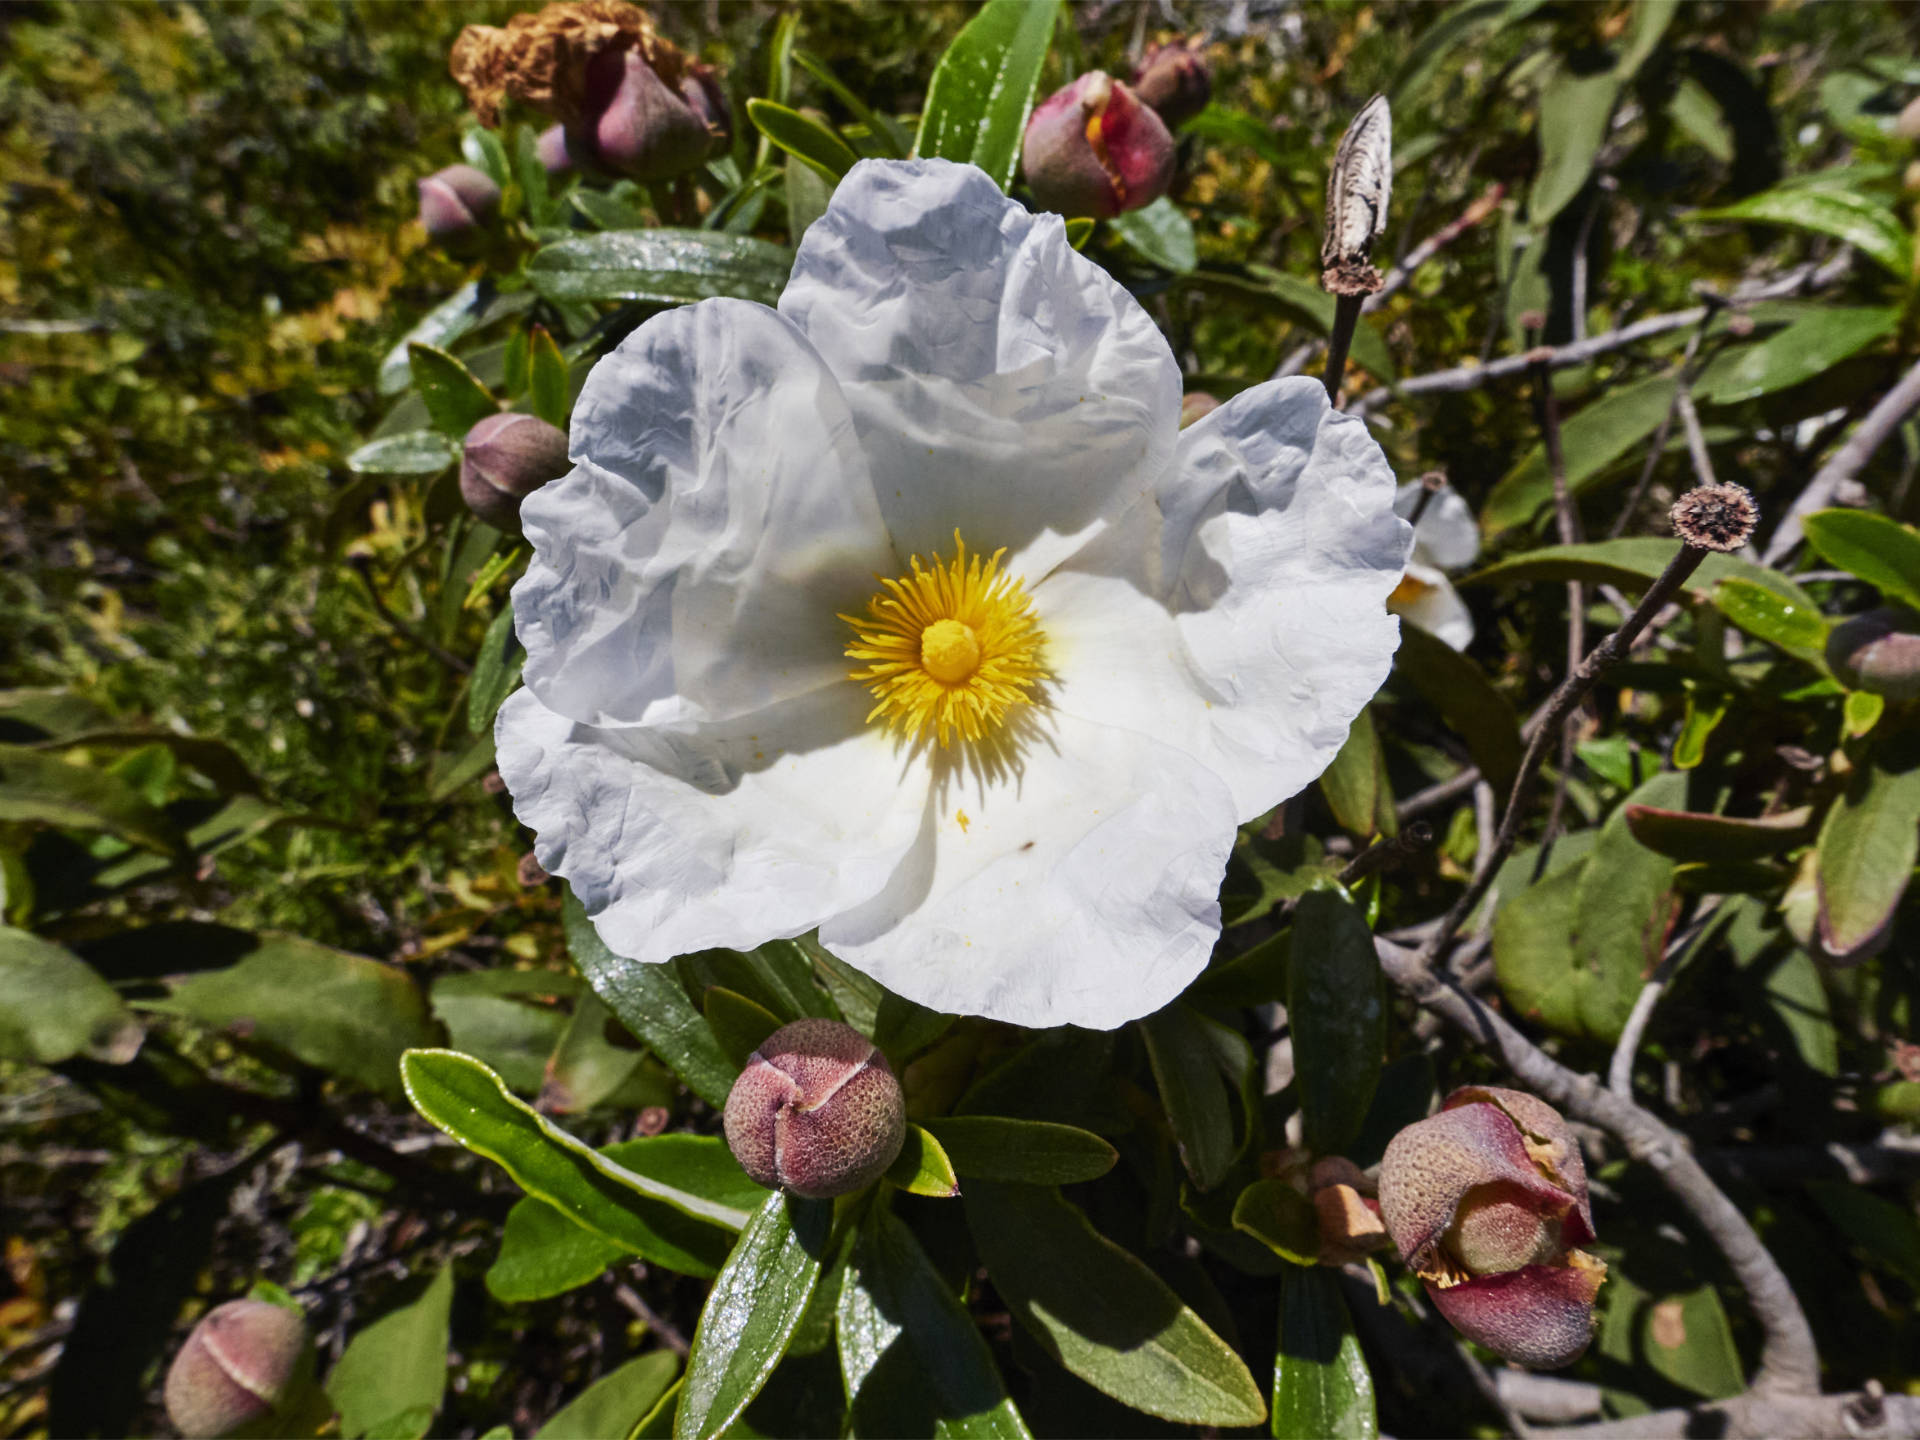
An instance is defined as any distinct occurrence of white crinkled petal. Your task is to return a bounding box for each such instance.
[1391,562,1476,650]
[818,711,1235,1030]
[496,685,930,964]
[777,158,1181,586]
[1395,481,1481,572]
[1036,378,1411,821]
[513,298,895,730]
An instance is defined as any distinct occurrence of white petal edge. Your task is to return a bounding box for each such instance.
[777,158,1181,587]
[513,298,895,730]
[1395,480,1481,572]
[818,709,1235,1030]
[1391,562,1476,650]
[496,684,931,964]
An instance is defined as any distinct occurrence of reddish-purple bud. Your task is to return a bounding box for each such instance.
[723,1019,905,1199]
[1179,392,1221,429]
[1022,71,1176,220]
[1827,607,1920,701]
[1131,38,1213,130]
[583,47,723,181]
[680,62,732,152]
[460,412,570,535]
[163,1300,317,1439]
[417,163,501,241]
[536,124,575,176]
[1378,1086,1604,1369]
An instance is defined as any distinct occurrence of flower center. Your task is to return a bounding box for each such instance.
[842,533,1046,748]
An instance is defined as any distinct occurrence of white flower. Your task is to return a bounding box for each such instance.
[1389,482,1480,650]
[497,159,1411,1030]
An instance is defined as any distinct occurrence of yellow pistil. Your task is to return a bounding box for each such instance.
[842,534,1046,748]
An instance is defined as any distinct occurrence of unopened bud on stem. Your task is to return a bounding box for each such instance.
[1022,71,1176,220]
[417,163,501,244]
[723,1019,905,1199]
[1131,38,1212,130]
[461,412,570,535]
[163,1300,319,1439]
[1828,607,1920,700]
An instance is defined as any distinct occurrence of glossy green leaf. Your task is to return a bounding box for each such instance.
[1140,1002,1238,1192]
[346,429,459,476]
[1232,1179,1320,1266]
[791,50,912,158]
[0,926,141,1065]
[378,283,534,394]
[565,889,739,1107]
[1272,1266,1376,1440]
[885,1123,960,1198]
[704,985,783,1069]
[965,1182,1266,1428]
[327,1266,454,1440]
[571,187,652,232]
[462,125,511,186]
[0,742,183,854]
[1393,625,1523,793]
[1713,576,1828,662]
[838,1205,1030,1439]
[487,1197,627,1303]
[1624,804,1813,861]
[538,1352,681,1440]
[1801,509,1920,611]
[1319,707,1394,839]
[1288,890,1383,1156]
[468,605,523,735]
[786,151,833,240]
[1844,687,1886,738]
[676,1191,833,1440]
[913,0,1060,191]
[512,123,559,229]
[1695,306,1895,403]
[1483,374,1677,535]
[1673,685,1729,770]
[922,1115,1117,1186]
[1112,197,1197,274]
[740,938,841,1022]
[528,323,569,427]
[408,343,497,438]
[747,99,859,179]
[157,935,435,1095]
[1569,771,1685,1042]
[1696,186,1914,277]
[1532,65,1625,225]
[400,1049,744,1276]
[529,230,793,307]
[1815,746,1920,957]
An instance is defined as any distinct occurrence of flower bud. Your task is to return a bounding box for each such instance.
[1378,1086,1605,1369]
[1131,38,1212,130]
[163,1299,317,1439]
[583,45,723,181]
[1897,94,1920,143]
[537,123,576,176]
[1179,392,1221,429]
[460,412,571,535]
[417,163,501,242]
[723,1019,905,1199]
[1022,71,1176,220]
[1827,607,1920,701]
[680,61,732,152]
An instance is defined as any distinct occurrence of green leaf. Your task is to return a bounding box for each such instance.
[791,51,912,158]
[1568,771,1685,1041]
[430,973,569,1095]
[1390,0,1537,104]
[1494,860,1592,1038]
[538,1352,681,1440]
[1802,509,1920,611]
[1694,306,1896,404]
[0,742,183,854]
[913,0,1061,191]
[1393,626,1523,794]
[747,99,859,179]
[327,1266,454,1440]
[1319,707,1394,839]
[1464,536,1788,597]
[785,152,833,241]
[1713,576,1828,662]
[1673,684,1729,770]
[1695,186,1914,278]
[1111,197,1197,274]
[964,1182,1266,1428]
[1808,1179,1920,1291]
[1288,891,1384,1156]
[378,283,533,395]
[1845,687,1886,738]
[1190,266,1396,380]
[1271,1266,1376,1440]
[1064,216,1094,250]
[884,1123,960,1198]
[565,889,740,1107]
[1623,804,1813,862]
[1756,946,1838,1077]
[400,1049,745,1276]
[468,605,524,735]
[408,343,497,438]
[1815,746,1920,956]
[157,936,435,1095]
[1140,1002,1238,1192]
[838,1205,1030,1439]
[703,985,783,1069]
[676,1191,833,1440]
[0,688,114,741]
[346,429,459,476]
[571,187,653,232]
[512,123,559,229]
[427,730,496,803]
[463,125,512,186]
[529,230,793,307]
[1231,1179,1320,1267]
[1532,64,1626,225]
[1482,374,1677,535]
[528,324,569,428]
[487,1197,627,1303]
[922,1115,1117,1186]
[0,926,141,1065]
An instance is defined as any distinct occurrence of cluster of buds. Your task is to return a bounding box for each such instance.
[723,1019,905,1199]
[1378,1086,1605,1369]
[450,1,729,183]
[163,1299,324,1439]
[461,412,572,535]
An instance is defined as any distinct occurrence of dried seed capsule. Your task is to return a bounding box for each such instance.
[723,1019,905,1199]
[460,412,571,535]
[1322,95,1392,294]
[1669,482,1758,553]
[163,1299,318,1440]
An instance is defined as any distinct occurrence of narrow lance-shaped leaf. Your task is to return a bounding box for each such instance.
[1816,742,1920,957]
[1802,509,1920,612]
[913,0,1061,190]
[408,343,497,438]
[1288,890,1384,1156]
[1271,1266,1377,1440]
[528,230,793,307]
[923,1115,1117,1186]
[747,99,859,179]
[1140,1002,1238,1192]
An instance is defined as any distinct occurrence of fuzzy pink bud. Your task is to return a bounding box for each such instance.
[1022,71,1176,220]
[417,163,501,241]
[583,47,723,181]
[536,124,575,176]
[1828,607,1920,700]
[460,412,570,535]
[723,1019,905,1199]
[163,1300,316,1439]
[1131,38,1213,130]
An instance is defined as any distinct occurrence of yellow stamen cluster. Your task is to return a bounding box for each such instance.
[842,535,1046,748]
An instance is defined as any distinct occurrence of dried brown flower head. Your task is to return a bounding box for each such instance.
[1670,482,1759,553]
[450,1,683,130]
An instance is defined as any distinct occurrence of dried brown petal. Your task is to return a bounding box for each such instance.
[449,0,680,131]
[1322,94,1391,277]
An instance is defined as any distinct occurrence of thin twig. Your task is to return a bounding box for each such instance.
[1366,182,1507,312]
[1762,352,1920,563]
[1337,821,1435,885]
[1530,1385,1920,1439]
[613,1279,691,1357]
[1608,316,1714,540]
[1607,906,1717,1098]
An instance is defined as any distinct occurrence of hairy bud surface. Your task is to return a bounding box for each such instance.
[723,1019,905,1199]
